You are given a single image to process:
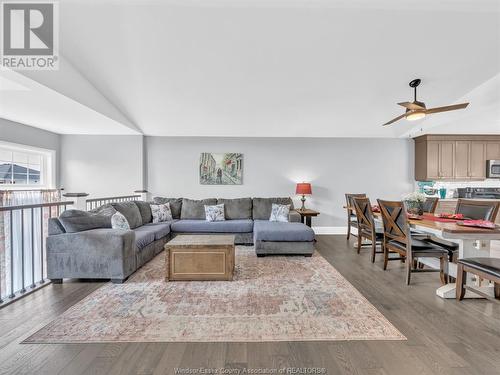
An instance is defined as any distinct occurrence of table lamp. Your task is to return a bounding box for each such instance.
[295,183,312,210]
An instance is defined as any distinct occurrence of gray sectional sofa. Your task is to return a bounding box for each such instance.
[46,197,315,283]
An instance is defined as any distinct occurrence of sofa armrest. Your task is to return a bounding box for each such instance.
[46,228,136,280]
[288,211,302,223]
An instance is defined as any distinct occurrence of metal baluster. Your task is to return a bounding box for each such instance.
[40,207,44,284]
[30,208,35,288]
[57,204,60,216]
[9,210,14,299]
[0,212,2,303]
[20,209,26,293]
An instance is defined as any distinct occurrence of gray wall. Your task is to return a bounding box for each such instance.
[146,137,414,228]
[60,135,143,198]
[0,118,61,186]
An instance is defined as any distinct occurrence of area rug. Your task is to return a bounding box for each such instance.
[24,247,405,343]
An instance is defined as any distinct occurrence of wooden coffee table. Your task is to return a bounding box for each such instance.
[164,235,235,281]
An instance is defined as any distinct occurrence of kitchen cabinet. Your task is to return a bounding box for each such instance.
[469,141,486,178]
[414,135,500,181]
[454,141,470,179]
[454,141,486,179]
[486,142,500,160]
[439,141,455,178]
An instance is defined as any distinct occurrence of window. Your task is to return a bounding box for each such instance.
[0,143,55,189]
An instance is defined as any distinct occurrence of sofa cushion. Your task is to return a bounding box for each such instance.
[171,219,253,233]
[181,198,217,220]
[252,197,294,220]
[133,227,156,249]
[89,203,117,220]
[153,197,183,219]
[134,201,153,224]
[217,198,252,219]
[111,201,143,229]
[48,218,66,235]
[143,222,172,240]
[58,210,113,233]
[253,220,315,242]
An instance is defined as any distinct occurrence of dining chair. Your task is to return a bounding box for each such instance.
[456,257,500,301]
[377,199,449,285]
[430,199,500,262]
[345,193,366,240]
[423,197,439,214]
[410,198,439,239]
[455,199,500,221]
[352,197,384,262]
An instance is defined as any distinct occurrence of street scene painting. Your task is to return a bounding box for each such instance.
[200,153,243,185]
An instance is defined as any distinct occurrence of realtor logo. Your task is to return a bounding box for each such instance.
[1,1,59,70]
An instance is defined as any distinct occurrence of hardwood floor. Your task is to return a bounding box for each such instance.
[1,235,499,375]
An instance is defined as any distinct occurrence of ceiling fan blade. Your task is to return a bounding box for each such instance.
[398,102,425,110]
[425,103,469,114]
[382,113,407,126]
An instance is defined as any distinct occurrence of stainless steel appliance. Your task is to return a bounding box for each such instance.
[457,187,500,199]
[487,160,500,178]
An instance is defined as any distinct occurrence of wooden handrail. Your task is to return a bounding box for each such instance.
[0,188,62,193]
[86,195,140,202]
[0,201,73,212]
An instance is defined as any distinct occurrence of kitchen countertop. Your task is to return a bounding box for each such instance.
[438,198,500,201]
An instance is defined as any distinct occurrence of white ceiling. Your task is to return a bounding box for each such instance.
[2,0,499,137]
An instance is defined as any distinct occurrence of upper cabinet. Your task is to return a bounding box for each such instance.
[414,135,500,181]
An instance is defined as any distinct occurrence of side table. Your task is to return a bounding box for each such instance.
[294,209,320,227]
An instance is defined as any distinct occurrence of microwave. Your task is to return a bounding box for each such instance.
[487,160,500,178]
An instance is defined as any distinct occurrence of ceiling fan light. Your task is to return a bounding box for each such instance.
[406,111,426,121]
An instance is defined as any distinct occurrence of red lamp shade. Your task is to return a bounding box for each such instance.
[296,183,312,195]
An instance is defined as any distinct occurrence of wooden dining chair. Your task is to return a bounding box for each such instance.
[352,197,384,262]
[423,197,439,214]
[345,193,366,240]
[430,199,500,262]
[410,198,439,239]
[455,199,500,221]
[456,257,500,301]
[377,199,449,285]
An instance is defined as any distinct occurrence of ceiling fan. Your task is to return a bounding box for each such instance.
[383,79,469,126]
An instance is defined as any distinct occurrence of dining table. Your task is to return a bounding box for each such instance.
[369,211,500,299]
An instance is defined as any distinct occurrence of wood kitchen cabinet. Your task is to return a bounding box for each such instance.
[486,142,500,160]
[414,135,500,181]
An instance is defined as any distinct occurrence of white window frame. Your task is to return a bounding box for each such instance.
[0,141,56,190]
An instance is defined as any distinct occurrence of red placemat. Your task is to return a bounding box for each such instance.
[457,220,497,229]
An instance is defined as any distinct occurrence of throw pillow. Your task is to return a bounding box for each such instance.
[111,212,130,230]
[269,203,290,222]
[205,204,225,222]
[153,197,183,219]
[111,201,143,229]
[150,203,173,223]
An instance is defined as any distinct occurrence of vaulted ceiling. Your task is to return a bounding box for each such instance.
[1,0,499,137]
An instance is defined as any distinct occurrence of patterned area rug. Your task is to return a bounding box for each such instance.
[25,247,405,343]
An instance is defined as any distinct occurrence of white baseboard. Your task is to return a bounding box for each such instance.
[312,226,348,235]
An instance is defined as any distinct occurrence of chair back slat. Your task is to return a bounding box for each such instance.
[422,197,439,214]
[377,199,409,243]
[345,193,366,211]
[352,197,375,236]
[455,199,500,221]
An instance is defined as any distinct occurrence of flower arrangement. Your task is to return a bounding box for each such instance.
[403,192,426,215]
[403,192,426,203]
